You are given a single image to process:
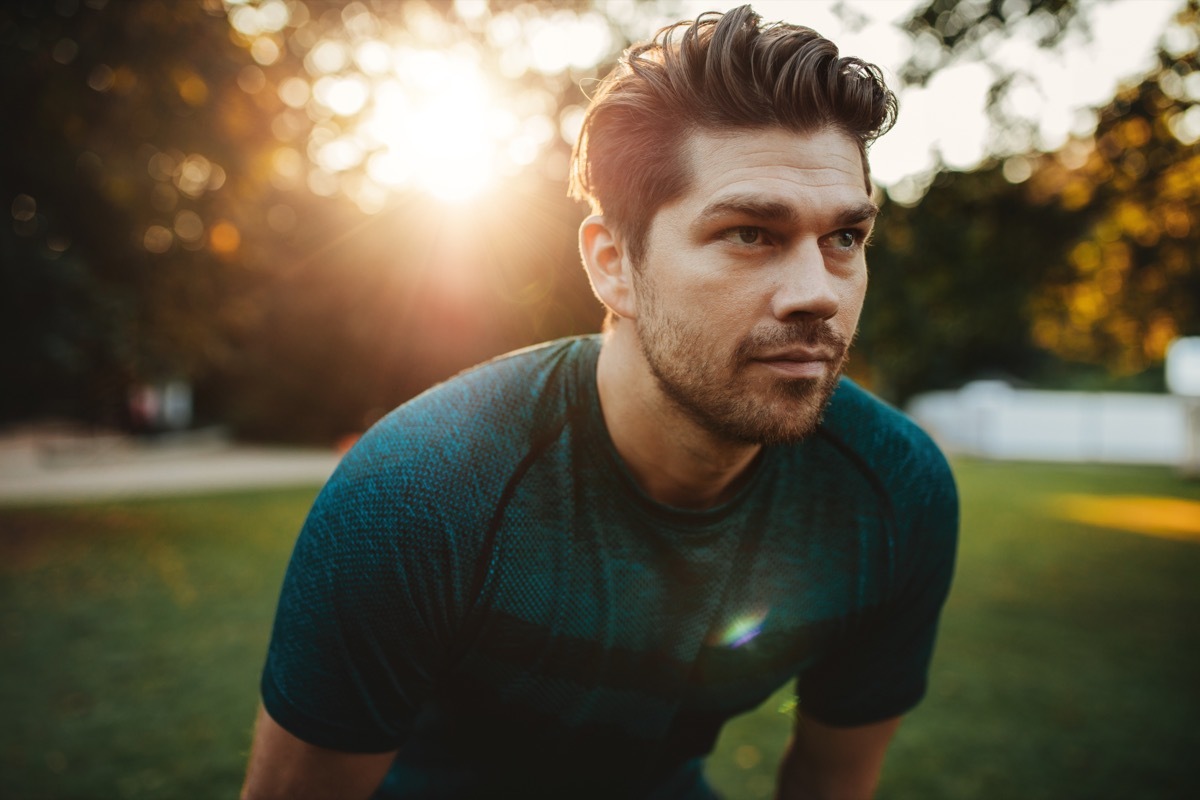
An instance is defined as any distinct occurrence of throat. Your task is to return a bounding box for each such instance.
[627,442,762,510]
[596,337,763,509]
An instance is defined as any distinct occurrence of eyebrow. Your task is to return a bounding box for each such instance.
[692,195,879,232]
[836,201,881,226]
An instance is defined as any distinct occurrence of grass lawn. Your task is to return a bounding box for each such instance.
[2,461,1198,798]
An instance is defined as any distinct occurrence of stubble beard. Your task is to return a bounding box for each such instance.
[635,282,848,447]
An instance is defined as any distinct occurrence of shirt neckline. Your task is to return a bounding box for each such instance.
[572,335,773,533]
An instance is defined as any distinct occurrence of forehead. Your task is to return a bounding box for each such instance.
[673,127,869,218]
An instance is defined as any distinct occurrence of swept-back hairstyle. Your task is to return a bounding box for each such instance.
[569,4,897,264]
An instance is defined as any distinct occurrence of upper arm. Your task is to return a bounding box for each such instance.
[259,440,470,753]
[776,714,901,800]
[797,438,958,726]
[242,705,398,800]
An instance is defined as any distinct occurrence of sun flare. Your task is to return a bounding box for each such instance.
[226,1,614,211]
[302,45,526,208]
[358,55,510,204]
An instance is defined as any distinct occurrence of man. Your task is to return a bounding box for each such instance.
[242,5,958,799]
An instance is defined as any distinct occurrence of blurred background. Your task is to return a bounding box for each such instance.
[2,1,1199,798]
[3,0,1196,443]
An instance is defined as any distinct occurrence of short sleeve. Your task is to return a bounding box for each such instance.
[796,450,959,727]
[259,432,475,753]
[257,338,578,755]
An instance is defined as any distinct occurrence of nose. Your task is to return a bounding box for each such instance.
[770,240,840,322]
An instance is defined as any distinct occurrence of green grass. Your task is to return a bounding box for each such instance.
[708,461,1200,799]
[0,488,319,799]
[2,462,1198,799]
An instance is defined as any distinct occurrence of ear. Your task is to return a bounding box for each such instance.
[579,215,636,320]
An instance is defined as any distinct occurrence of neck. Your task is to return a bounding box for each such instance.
[595,325,762,510]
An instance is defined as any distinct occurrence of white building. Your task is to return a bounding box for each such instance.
[904,337,1200,473]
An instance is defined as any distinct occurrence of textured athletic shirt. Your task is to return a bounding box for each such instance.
[261,335,958,799]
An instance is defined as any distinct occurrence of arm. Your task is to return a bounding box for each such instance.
[775,714,901,800]
[241,705,398,800]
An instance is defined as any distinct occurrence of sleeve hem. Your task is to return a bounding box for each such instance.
[800,683,926,728]
[260,668,403,754]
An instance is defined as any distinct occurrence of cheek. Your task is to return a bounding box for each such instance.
[848,271,868,305]
[661,271,753,323]
[837,274,868,330]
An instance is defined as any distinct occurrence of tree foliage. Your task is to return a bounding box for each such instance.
[857,165,1088,401]
[2,0,1196,440]
[858,0,1199,400]
[1,0,609,441]
[1,1,269,425]
[899,0,1080,86]
[1024,0,1200,374]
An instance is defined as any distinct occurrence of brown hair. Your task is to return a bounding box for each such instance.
[569,4,897,264]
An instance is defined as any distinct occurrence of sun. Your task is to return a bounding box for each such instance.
[296,43,536,210]
[226,1,614,212]
[357,50,513,205]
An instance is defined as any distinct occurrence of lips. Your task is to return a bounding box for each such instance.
[734,324,847,379]
[751,350,834,379]
[754,347,836,363]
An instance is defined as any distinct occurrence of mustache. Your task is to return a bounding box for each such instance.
[733,320,849,362]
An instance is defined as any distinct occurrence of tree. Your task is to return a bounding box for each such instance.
[1024,0,1200,374]
[0,0,616,440]
[855,0,1199,400]
[857,164,1089,401]
[0,1,272,426]
[4,0,1193,439]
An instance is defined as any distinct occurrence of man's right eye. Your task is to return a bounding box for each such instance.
[723,226,769,245]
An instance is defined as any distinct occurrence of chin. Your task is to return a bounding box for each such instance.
[698,385,834,446]
[742,409,828,446]
[751,412,827,446]
[741,376,840,445]
[642,332,844,447]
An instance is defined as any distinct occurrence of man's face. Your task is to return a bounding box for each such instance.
[630,126,874,446]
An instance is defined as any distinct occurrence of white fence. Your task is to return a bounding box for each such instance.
[906,381,1200,469]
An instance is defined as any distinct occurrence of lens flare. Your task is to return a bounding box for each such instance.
[714,609,768,648]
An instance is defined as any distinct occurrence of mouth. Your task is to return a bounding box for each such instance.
[752,358,829,379]
[750,349,837,379]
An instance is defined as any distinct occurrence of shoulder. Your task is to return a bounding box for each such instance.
[419,336,595,418]
[287,337,596,614]
[817,378,958,539]
[349,337,591,464]
[820,378,950,476]
[312,336,594,527]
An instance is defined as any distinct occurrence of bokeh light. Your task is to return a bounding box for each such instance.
[11,194,36,222]
[713,610,768,649]
[224,0,618,210]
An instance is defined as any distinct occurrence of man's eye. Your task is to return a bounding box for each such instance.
[725,226,767,245]
[830,230,861,249]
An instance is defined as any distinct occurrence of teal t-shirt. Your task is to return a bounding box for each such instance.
[261,335,958,798]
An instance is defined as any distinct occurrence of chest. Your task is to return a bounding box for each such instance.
[451,464,893,742]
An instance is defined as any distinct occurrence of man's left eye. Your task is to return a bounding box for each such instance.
[830,230,860,249]
[725,227,767,245]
